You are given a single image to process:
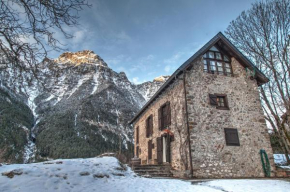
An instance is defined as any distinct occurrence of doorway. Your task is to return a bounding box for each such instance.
[157,135,170,164]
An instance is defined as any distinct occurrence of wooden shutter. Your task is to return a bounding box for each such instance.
[136,146,139,157]
[166,135,171,163]
[224,128,240,146]
[146,117,149,138]
[167,102,171,126]
[148,140,152,160]
[136,126,139,144]
[162,104,167,129]
[157,137,163,164]
[150,115,153,136]
[209,94,217,105]
[158,108,162,130]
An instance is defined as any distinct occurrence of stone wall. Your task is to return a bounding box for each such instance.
[134,79,191,177]
[133,54,275,178]
[185,56,275,178]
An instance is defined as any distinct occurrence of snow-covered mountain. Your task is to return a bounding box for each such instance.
[137,76,170,101]
[0,50,167,163]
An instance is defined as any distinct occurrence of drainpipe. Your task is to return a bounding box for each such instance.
[183,70,193,178]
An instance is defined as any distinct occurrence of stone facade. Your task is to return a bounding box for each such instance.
[185,57,275,178]
[133,44,275,178]
[134,79,191,177]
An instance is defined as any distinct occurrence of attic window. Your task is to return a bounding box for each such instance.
[203,47,232,76]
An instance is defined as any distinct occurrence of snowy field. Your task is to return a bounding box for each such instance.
[0,156,290,192]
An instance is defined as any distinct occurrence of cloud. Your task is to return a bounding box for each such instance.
[164,65,171,72]
[73,30,87,44]
[163,52,184,64]
[128,54,155,73]
[131,77,142,84]
[115,31,132,44]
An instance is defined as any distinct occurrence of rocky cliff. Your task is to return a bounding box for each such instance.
[137,76,170,101]
[0,50,168,163]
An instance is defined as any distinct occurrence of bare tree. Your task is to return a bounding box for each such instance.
[0,0,91,81]
[225,0,290,162]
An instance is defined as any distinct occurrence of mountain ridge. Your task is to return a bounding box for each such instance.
[0,50,168,163]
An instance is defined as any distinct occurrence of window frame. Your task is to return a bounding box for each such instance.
[215,94,229,110]
[209,93,229,110]
[203,50,233,76]
[224,128,240,146]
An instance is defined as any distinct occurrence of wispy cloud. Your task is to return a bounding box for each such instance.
[129,54,155,73]
[163,52,184,64]
[164,65,171,73]
[131,77,142,84]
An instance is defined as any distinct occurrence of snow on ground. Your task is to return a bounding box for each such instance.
[1,156,290,192]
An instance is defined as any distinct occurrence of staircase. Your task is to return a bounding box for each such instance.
[276,167,290,178]
[133,164,173,177]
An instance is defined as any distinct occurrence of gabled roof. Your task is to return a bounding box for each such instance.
[129,32,269,124]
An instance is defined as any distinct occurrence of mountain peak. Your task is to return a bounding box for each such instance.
[54,50,108,67]
[153,75,170,82]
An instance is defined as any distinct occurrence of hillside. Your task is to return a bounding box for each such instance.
[0,50,168,163]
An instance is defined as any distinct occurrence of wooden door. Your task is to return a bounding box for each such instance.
[136,146,139,158]
[148,140,152,160]
[157,137,163,164]
[166,135,171,163]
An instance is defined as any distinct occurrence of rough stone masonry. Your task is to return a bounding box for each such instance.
[134,53,275,178]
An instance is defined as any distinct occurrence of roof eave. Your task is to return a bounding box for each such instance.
[129,32,269,125]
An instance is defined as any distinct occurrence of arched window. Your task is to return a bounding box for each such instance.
[203,46,232,76]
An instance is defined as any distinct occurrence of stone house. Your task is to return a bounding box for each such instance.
[129,32,276,178]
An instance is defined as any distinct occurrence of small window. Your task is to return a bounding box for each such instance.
[203,60,208,72]
[224,128,240,146]
[216,52,222,60]
[209,94,229,110]
[209,52,215,58]
[217,96,226,107]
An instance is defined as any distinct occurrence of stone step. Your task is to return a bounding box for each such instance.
[133,164,170,168]
[134,170,171,174]
[276,168,290,177]
[133,166,171,170]
[132,164,173,178]
[137,173,173,177]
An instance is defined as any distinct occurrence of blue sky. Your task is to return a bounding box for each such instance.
[51,0,257,84]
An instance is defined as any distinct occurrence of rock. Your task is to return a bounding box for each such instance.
[2,172,14,178]
[112,173,125,176]
[93,174,109,178]
[56,161,63,164]
[43,162,54,164]
[114,167,125,171]
[142,174,152,178]
[79,171,90,176]
[1,169,23,178]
